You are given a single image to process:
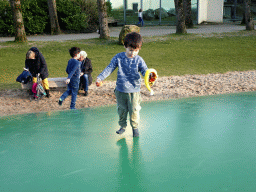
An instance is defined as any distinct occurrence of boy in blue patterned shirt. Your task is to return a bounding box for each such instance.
[96,32,148,137]
[58,47,81,109]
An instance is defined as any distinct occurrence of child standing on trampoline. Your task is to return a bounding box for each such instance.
[58,47,81,109]
[96,32,148,137]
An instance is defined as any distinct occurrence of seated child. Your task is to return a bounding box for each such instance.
[58,47,81,109]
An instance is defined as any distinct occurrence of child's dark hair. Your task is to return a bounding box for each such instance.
[69,47,80,57]
[124,32,143,49]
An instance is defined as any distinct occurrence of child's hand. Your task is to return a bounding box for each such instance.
[96,81,103,87]
[65,78,70,84]
[96,79,103,87]
[80,72,84,77]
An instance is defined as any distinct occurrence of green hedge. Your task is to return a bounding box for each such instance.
[56,0,88,32]
[0,0,14,36]
[0,0,99,36]
[21,0,49,35]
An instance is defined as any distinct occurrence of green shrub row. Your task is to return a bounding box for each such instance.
[0,0,110,36]
[0,0,15,35]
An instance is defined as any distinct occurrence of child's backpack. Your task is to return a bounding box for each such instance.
[16,70,32,84]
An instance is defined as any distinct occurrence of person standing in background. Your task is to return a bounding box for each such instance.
[137,9,144,27]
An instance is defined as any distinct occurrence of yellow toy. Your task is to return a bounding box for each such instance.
[144,68,158,96]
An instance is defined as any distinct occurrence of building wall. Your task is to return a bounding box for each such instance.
[207,0,224,22]
[198,0,208,24]
[198,0,224,24]
[109,0,226,25]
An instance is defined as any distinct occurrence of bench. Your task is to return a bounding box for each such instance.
[21,77,67,89]
[107,17,120,26]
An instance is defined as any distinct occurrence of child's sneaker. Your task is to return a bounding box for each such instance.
[116,127,125,135]
[58,99,63,106]
[133,129,139,137]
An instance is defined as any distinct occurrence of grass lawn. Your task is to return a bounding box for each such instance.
[0,31,256,90]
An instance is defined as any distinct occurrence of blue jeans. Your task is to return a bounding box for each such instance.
[60,79,79,109]
[138,17,144,26]
[80,74,89,92]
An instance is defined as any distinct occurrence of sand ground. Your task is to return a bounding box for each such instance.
[1,70,256,117]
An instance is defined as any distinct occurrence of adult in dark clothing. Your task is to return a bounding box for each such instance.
[79,51,93,96]
[25,47,50,97]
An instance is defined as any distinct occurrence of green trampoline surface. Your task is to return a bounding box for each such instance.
[1,92,256,192]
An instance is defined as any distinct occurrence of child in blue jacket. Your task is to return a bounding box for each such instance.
[96,32,148,137]
[58,47,81,109]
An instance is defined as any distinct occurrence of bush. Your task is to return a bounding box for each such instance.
[21,0,49,35]
[0,0,99,36]
[143,9,154,21]
[119,25,140,45]
[167,8,176,17]
[56,0,88,32]
[106,1,112,17]
[126,9,135,16]
[154,8,168,19]
[75,0,99,32]
[0,0,49,36]
[0,0,15,36]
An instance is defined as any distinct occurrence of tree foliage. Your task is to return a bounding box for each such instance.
[0,0,15,36]
[72,0,99,32]
[0,0,99,36]
[56,0,87,32]
[21,0,49,34]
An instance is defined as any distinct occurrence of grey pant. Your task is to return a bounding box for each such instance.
[114,90,141,129]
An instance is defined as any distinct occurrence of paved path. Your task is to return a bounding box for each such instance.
[0,24,253,42]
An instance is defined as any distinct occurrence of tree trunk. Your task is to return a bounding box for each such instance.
[174,0,187,34]
[10,0,27,42]
[183,0,193,28]
[244,0,254,30]
[47,0,61,35]
[97,0,110,39]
